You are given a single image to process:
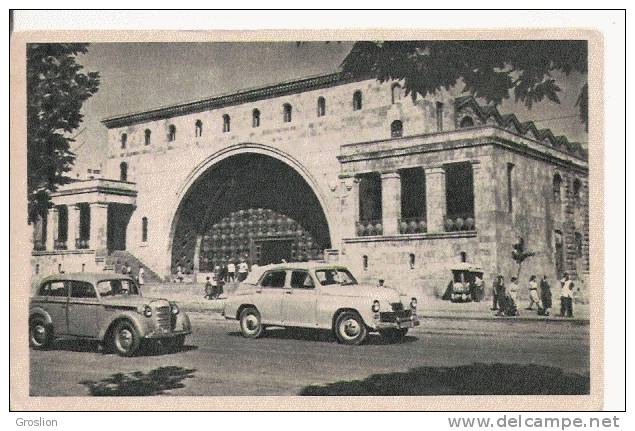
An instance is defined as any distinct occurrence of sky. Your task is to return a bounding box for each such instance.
[71,42,588,175]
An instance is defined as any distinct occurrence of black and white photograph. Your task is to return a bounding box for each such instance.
[9,13,620,414]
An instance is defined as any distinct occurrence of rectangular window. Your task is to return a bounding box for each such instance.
[358,173,382,223]
[48,281,68,298]
[445,162,475,222]
[506,163,514,213]
[260,271,287,288]
[436,102,444,132]
[290,271,315,289]
[70,281,97,299]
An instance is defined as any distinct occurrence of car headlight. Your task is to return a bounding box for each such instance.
[371,300,380,313]
[410,297,418,309]
[170,303,179,315]
[141,305,152,318]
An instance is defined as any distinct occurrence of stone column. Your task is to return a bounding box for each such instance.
[425,166,447,233]
[471,161,482,230]
[68,204,81,250]
[89,203,109,258]
[380,171,401,236]
[46,207,58,251]
[339,176,360,239]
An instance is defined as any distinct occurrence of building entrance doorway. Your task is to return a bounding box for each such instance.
[257,238,295,265]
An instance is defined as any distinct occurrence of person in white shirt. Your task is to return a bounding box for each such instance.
[526,275,541,311]
[137,266,145,287]
[506,277,520,316]
[237,259,249,282]
[559,274,575,317]
[227,261,236,282]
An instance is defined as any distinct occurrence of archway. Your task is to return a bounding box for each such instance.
[170,152,332,273]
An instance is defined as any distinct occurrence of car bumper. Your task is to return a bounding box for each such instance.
[144,329,191,339]
[376,317,420,330]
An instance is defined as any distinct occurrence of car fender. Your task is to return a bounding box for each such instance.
[98,310,147,341]
[317,296,375,330]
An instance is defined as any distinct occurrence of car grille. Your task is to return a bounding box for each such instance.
[155,306,172,331]
[380,309,412,323]
[390,302,404,311]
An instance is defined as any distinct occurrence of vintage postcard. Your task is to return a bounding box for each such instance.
[10,28,603,410]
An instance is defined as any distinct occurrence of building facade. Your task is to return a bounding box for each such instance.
[31,72,589,298]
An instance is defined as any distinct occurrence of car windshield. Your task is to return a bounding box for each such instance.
[97,279,140,297]
[314,268,358,286]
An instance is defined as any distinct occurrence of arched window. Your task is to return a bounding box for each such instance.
[573,178,582,203]
[409,253,416,269]
[553,174,562,202]
[317,97,326,117]
[353,91,363,111]
[195,119,203,137]
[223,114,230,133]
[283,104,292,123]
[144,129,151,146]
[252,109,260,128]
[460,116,475,128]
[391,83,402,104]
[168,125,176,142]
[460,251,467,262]
[142,217,148,242]
[391,120,403,138]
[120,133,127,149]
[120,162,128,181]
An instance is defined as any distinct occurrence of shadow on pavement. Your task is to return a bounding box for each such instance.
[300,363,589,395]
[80,366,196,396]
[228,328,417,345]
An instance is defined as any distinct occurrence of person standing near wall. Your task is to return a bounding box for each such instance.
[491,275,504,311]
[526,275,541,311]
[539,275,552,316]
[227,260,236,282]
[137,266,145,287]
[560,274,575,318]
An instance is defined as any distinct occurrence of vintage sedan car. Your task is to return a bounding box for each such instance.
[29,272,191,356]
[223,262,419,345]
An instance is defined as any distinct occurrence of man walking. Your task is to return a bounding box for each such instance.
[237,258,249,282]
[227,260,236,282]
[560,274,575,318]
[491,275,504,311]
[539,275,552,316]
[137,266,145,287]
[526,275,541,311]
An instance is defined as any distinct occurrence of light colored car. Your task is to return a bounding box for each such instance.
[29,273,191,356]
[223,262,419,345]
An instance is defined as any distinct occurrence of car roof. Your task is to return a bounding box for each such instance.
[243,262,349,284]
[34,272,134,285]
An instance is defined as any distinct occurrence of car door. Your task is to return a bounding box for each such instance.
[282,270,318,327]
[255,270,286,325]
[67,281,100,337]
[45,281,70,335]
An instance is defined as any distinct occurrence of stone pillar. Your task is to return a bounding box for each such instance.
[89,203,109,258]
[471,161,482,230]
[46,207,58,251]
[380,171,401,236]
[192,233,203,282]
[68,204,81,250]
[339,176,360,239]
[425,166,447,233]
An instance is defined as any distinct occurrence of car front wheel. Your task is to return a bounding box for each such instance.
[239,307,264,339]
[112,320,141,357]
[29,318,52,349]
[334,311,367,345]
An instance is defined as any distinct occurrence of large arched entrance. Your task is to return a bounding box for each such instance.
[170,152,332,273]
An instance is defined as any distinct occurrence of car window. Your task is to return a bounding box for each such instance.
[48,281,68,297]
[314,269,358,286]
[97,279,140,297]
[260,271,287,288]
[37,282,50,297]
[70,281,97,299]
[290,271,314,289]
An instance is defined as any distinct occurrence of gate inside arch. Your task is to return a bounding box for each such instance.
[170,152,332,273]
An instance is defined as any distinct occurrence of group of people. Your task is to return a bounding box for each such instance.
[491,273,577,318]
[203,258,250,300]
[120,262,145,287]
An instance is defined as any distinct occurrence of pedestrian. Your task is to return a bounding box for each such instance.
[560,275,575,318]
[526,275,541,311]
[211,266,220,298]
[376,279,385,288]
[226,260,236,282]
[506,276,520,316]
[472,274,483,302]
[121,262,128,275]
[494,276,507,316]
[137,265,145,287]
[204,276,213,300]
[539,275,552,316]
[237,258,249,282]
[491,275,504,311]
[175,263,183,283]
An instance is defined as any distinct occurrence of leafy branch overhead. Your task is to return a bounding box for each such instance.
[27,43,100,223]
[340,40,588,128]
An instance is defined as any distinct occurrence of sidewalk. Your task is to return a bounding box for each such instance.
[141,283,589,324]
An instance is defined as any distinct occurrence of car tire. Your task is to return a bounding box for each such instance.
[239,307,264,339]
[111,320,141,357]
[162,335,186,352]
[29,317,52,349]
[380,328,408,343]
[334,311,367,345]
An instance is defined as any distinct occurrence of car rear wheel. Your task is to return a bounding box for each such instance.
[239,307,264,339]
[334,311,367,345]
[29,318,52,349]
[111,320,141,357]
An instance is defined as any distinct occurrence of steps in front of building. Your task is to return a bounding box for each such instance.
[106,250,163,283]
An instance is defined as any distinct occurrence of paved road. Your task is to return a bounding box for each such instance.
[29,313,590,396]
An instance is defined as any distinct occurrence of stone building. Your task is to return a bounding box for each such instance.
[31,72,589,297]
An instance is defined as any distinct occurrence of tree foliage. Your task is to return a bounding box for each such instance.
[27,43,100,223]
[340,40,588,127]
[512,237,535,279]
